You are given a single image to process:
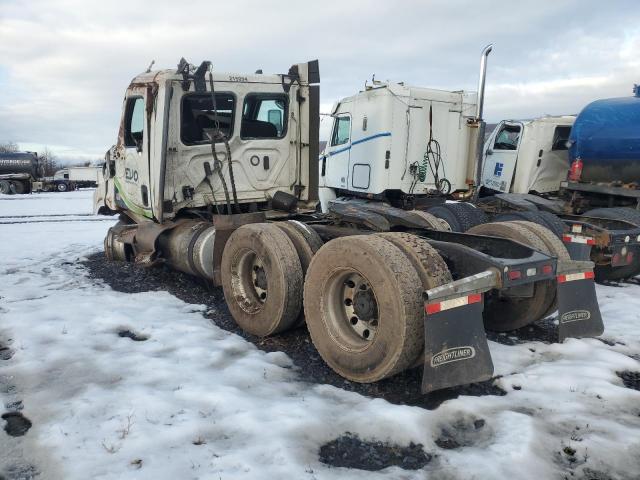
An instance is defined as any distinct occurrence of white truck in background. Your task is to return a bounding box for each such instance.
[54,166,101,188]
[481,116,575,195]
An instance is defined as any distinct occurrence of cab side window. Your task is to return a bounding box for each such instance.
[124,97,145,148]
[181,93,236,145]
[241,94,288,139]
[493,124,520,150]
[552,126,571,151]
[331,116,351,146]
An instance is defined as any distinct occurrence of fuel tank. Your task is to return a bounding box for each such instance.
[569,86,640,184]
[0,152,41,177]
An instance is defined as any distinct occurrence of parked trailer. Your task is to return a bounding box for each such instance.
[320,48,640,282]
[95,57,603,393]
[0,152,73,194]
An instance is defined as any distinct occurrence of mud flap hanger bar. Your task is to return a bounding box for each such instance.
[422,270,498,393]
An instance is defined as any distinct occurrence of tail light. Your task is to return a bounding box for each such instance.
[568,157,583,182]
[508,270,522,280]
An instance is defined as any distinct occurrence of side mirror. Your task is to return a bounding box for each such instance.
[486,149,493,156]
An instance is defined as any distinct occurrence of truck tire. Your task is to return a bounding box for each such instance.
[427,203,487,232]
[56,182,68,192]
[494,210,565,239]
[510,220,571,318]
[583,207,640,227]
[583,207,640,281]
[535,211,567,238]
[304,235,424,382]
[11,181,26,195]
[0,180,11,195]
[410,210,449,231]
[466,222,556,331]
[274,221,324,326]
[375,232,452,289]
[281,220,324,253]
[221,223,303,337]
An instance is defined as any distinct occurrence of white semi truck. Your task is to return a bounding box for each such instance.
[54,166,101,188]
[95,56,603,393]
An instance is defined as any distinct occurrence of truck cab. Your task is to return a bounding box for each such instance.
[95,60,320,222]
[319,82,479,209]
[481,116,575,195]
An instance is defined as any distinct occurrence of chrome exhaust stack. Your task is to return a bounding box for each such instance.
[475,44,493,121]
[471,44,493,202]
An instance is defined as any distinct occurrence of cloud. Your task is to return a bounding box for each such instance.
[0,0,639,158]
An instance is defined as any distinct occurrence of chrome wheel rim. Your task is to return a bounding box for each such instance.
[231,248,267,314]
[323,269,379,350]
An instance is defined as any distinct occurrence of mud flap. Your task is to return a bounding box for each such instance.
[556,272,604,342]
[564,241,592,261]
[422,295,494,393]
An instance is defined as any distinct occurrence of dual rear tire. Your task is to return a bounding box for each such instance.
[221,223,453,383]
[304,233,451,382]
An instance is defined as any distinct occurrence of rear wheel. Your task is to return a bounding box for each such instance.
[11,181,26,194]
[304,235,425,382]
[408,210,448,230]
[510,220,570,317]
[0,180,11,195]
[467,221,556,331]
[221,223,303,337]
[494,210,565,238]
[275,221,324,326]
[427,203,487,232]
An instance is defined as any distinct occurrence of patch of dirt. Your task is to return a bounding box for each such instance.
[83,252,506,410]
[1,464,39,480]
[616,371,640,391]
[0,336,13,361]
[434,417,489,450]
[319,432,431,471]
[117,329,148,342]
[1,412,32,437]
[0,346,13,361]
[573,468,616,480]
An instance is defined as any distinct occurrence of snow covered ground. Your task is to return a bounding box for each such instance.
[1,190,639,479]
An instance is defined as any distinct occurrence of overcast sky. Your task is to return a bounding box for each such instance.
[1,0,638,164]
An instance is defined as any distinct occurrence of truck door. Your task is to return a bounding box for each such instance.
[323,114,351,190]
[481,121,522,193]
[115,91,153,218]
[237,93,290,188]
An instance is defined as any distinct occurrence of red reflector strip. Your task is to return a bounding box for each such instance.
[562,234,595,245]
[542,264,553,275]
[426,293,482,315]
[557,271,595,283]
